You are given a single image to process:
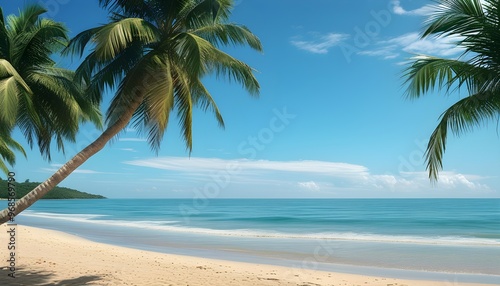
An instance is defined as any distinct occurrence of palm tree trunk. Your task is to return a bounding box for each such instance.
[0,93,144,225]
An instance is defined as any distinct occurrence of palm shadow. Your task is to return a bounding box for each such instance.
[0,267,104,285]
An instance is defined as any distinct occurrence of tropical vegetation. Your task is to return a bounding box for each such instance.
[0,0,261,224]
[0,178,106,199]
[0,134,25,175]
[0,5,101,173]
[404,0,500,181]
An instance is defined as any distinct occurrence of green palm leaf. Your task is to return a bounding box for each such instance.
[0,0,262,224]
[93,18,159,61]
[191,78,224,128]
[404,0,500,181]
[72,0,261,152]
[172,62,194,151]
[0,4,102,162]
[0,8,10,59]
[426,92,500,180]
[193,23,263,51]
[0,131,26,175]
[0,59,32,128]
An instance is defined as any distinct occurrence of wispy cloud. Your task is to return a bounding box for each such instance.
[125,157,369,177]
[118,148,138,152]
[118,137,147,142]
[41,164,103,174]
[360,32,464,60]
[400,171,490,191]
[291,32,349,54]
[298,181,320,191]
[123,157,491,196]
[391,0,434,16]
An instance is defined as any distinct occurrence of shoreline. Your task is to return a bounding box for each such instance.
[0,225,497,285]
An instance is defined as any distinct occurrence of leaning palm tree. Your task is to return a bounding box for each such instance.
[0,0,261,224]
[0,5,101,166]
[403,0,500,181]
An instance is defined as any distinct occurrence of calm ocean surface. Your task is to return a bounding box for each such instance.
[16,198,500,283]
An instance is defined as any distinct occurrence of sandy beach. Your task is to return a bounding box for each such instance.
[0,225,494,286]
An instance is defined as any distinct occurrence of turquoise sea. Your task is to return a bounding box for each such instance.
[15,198,500,284]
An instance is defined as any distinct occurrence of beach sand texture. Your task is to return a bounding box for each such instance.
[0,225,492,286]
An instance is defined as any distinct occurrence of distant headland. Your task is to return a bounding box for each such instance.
[0,178,106,199]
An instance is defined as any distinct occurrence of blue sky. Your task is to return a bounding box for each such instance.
[3,0,500,198]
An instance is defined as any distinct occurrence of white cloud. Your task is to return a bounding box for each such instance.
[391,33,464,56]
[118,148,137,152]
[361,32,464,60]
[123,157,492,196]
[118,137,147,142]
[298,181,320,191]
[358,47,400,59]
[124,157,369,177]
[401,171,490,191]
[291,33,349,54]
[42,164,103,174]
[391,0,434,16]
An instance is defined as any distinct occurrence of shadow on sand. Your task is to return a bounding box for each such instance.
[0,267,103,285]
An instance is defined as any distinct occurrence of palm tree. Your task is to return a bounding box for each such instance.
[403,0,500,181]
[0,0,261,224]
[0,5,101,167]
[0,133,25,175]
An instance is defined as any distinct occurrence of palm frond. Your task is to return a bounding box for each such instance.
[99,0,155,19]
[28,71,86,136]
[173,32,214,78]
[180,0,233,25]
[63,27,101,57]
[135,58,174,151]
[0,76,21,128]
[425,91,500,181]
[6,4,47,35]
[77,42,144,104]
[205,46,260,96]
[171,63,194,152]
[193,23,263,51]
[1,4,102,160]
[423,0,485,38]
[0,139,17,166]
[0,132,26,175]
[174,31,260,96]
[191,78,224,128]
[403,56,491,98]
[0,59,32,93]
[0,7,10,60]
[76,0,260,155]
[0,59,32,128]
[106,51,163,127]
[93,18,159,61]
[402,0,500,181]
[10,18,68,70]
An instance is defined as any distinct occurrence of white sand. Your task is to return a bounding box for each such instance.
[0,225,493,285]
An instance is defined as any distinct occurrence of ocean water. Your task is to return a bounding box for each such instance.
[14,198,500,283]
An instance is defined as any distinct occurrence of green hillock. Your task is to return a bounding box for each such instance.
[0,178,106,199]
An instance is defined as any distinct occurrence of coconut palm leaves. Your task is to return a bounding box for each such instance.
[0,133,25,175]
[0,0,261,224]
[0,4,101,171]
[67,0,261,151]
[404,0,500,181]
